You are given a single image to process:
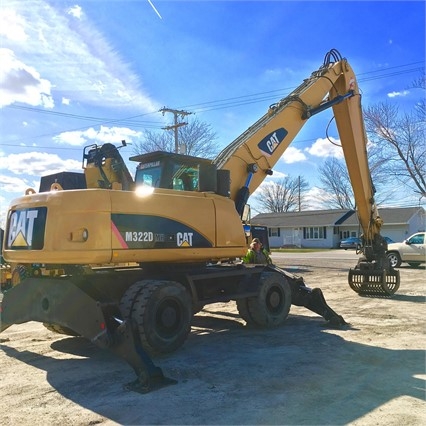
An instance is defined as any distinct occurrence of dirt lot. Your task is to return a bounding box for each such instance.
[1,251,425,425]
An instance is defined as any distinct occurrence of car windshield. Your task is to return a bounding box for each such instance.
[408,234,424,244]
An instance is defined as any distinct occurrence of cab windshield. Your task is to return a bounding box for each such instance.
[135,161,199,191]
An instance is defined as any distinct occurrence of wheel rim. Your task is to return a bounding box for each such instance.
[388,254,398,268]
[155,299,184,339]
[266,285,283,314]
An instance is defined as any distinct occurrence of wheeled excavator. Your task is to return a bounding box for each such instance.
[1,49,399,393]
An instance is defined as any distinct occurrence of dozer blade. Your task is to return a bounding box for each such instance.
[0,277,176,393]
[348,268,400,296]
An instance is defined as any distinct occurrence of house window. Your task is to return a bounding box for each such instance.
[303,227,326,240]
[269,227,280,237]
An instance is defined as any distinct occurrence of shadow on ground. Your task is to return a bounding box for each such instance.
[2,311,424,425]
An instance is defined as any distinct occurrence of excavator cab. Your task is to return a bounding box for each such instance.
[131,151,231,196]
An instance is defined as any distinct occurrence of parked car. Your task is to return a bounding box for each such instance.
[339,237,361,250]
[383,236,395,244]
[386,232,426,268]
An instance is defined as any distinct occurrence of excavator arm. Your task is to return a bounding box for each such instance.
[215,49,400,295]
[214,50,357,209]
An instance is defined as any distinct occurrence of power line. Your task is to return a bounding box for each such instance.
[183,65,425,114]
[5,104,164,128]
[2,60,423,147]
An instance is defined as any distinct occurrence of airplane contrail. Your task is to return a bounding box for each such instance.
[147,0,162,19]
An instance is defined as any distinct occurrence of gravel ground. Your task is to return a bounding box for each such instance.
[0,251,425,425]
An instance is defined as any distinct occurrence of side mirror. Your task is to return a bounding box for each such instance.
[243,224,251,238]
[241,204,251,223]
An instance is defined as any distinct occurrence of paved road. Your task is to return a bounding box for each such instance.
[271,249,359,262]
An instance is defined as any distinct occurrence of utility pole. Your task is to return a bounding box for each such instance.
[159,107,192,154]
[298,175,301,212]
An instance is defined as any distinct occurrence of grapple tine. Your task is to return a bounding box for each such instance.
[348,268,400,296]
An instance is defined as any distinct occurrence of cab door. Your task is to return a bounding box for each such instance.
[403,233,425,263]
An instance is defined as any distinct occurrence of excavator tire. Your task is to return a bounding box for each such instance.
[236,271,291,327]
[120,280,192,355]
[11,264,30,287]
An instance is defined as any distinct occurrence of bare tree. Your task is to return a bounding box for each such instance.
[318,157,355,209]
[318,147,398,209]
[319,74,426,207]
[132,117,219,159]
[363,102,426,199]
[254,176,309,213]
[411,74,425,118]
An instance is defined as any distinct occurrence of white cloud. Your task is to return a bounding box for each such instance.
[387,90,409,98]
[0,7,27,41]
[54,126,143,146]
[281,146,307,164]
[67,5,83,20]
[0,1,158,111]
[0,192,10,228]
[0,173,31,194]
[305,137,343,159]
[0,48,54,107]
[304,186,331,210]
[0,152,82,176]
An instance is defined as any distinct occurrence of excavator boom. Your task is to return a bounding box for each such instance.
[214,51,364,217]
[214,49,399,295]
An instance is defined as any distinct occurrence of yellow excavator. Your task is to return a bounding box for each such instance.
[1,49,399,392]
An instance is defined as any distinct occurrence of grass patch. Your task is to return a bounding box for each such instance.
[271,248,332,253]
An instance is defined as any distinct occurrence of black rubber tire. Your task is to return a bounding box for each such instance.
[237,272,291,327]
[120,280,192,354]
[236,297,252,324]
[11,264,30,286]
[43,323,80,336]
[387,252,401,268]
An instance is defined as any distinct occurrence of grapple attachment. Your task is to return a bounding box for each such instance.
[348,268,400,296]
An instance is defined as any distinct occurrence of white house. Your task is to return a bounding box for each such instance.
[252,207,425,248]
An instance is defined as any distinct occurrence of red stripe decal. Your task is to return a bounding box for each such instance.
[111,220,128,249]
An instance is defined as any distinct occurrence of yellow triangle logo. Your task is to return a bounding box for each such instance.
[11,232,28,247]
[180,240,191,247]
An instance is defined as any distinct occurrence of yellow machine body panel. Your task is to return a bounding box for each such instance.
[4,188,247,265]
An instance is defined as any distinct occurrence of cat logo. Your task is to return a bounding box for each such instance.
[6,207,46,249]
[257,128,288,157]
[177,232,193,247]
[8,210,38,247]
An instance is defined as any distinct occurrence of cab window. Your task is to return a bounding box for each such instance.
[135,162,162,187]
[172,165,199,191]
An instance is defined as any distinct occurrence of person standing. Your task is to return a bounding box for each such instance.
[242,238,272,265]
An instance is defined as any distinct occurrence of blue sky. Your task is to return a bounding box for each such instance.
[0,0,425,226]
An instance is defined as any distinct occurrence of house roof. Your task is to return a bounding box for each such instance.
[252,207,425,228]
[252,209,354,227]
[340,206,425,226]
